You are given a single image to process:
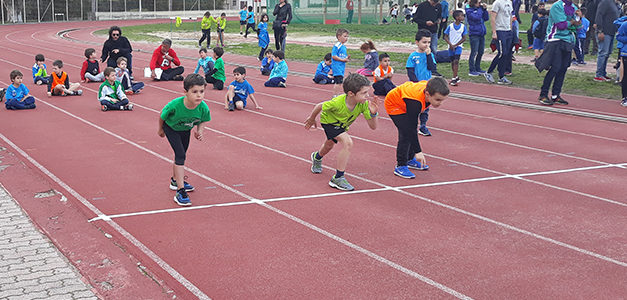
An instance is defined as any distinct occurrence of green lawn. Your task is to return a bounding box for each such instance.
[101,19,618,99]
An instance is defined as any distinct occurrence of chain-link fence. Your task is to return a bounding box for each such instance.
[267,0,396,25]
[0,0,227,23]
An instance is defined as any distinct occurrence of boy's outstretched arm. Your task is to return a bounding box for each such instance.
[249,94,262,109]
[304,103,323,130]
[158,117,165,137]
[366,97,379,130]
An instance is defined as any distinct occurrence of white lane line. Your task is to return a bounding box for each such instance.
[7,93,470,299]
[0,133,211,300]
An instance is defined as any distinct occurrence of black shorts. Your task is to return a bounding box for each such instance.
[452,54,461,61]
[321,123,346,143]
[240,20,246,25]
[333,75,344,84]
[163,123,191,166]
[232,93,246,107]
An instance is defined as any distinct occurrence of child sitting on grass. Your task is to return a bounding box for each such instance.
[115,57,144,94]
[158,74,211,206]
[47,60,82,96]
[81,48,104,83]
[225,66,262,111]
[355,40,378,76]
[313,53,334,84]
[2,70,36,110]
[260,49,275,76]
[99,67,133,111]
[305,73,379,191]
[264,50,288,88]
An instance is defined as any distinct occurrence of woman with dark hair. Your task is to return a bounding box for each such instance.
[273,0,292,51]
[101,26,134,76]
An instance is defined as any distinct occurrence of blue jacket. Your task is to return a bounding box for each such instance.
[465,6,489,36]
[441,0,449,19]
[315,61,332,77]
[269,60,288,79]
[614,16,627,56]
[258,22,269,48]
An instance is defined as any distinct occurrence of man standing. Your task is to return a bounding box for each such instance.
[346,0,354,24]
[484,0,514,85]
[594,0,620,82]
[583,0,599,55]
[413,0,442,53]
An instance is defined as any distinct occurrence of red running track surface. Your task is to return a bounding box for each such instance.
[0,20,625,299]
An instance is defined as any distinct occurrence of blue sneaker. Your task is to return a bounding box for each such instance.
[407,158,429,170]
[170,177,195,192]
[468,71,480,77]
[418,126,432,136]
[394,165,416,179]
[174,189,191,206]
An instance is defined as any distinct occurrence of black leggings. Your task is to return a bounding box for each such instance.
[258,47,267,61]
[160,66,185,81]
[163,123,191,166]
[244,23,256,37]
[199,29,211,47]
[273,26,286,50]
[390,99,423,166]
[622,57,627,98]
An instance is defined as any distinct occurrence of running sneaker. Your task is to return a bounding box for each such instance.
[418,126,432,136]
[74,90,83,96]
[468,71,480,77]
[497,77,513,85]
[170,177,195,192]
[101,105,108,111]
[552,96,569,105]
[174,189,191,206]
[228,101,235,111]
[310,152,323,174]
[621,98,627,107]
[329,176,355,191]
[278,81,287,88]
[394,165,416,179]
[477,70,487,74]
[539,96,553,105]
[407,158,429,170]
[124,103,134,110]
[483,72,495,83]
[449,77,460,86]
[593,76,606,82]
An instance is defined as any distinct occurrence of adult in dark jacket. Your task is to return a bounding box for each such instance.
[273,0,292,51]
[594,0,620,81]
[101,26,133,75]
[583,0,599,54]
[466,0,490,75]
[413,0,442,53]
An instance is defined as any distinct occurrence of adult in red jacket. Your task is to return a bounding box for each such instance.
[150,39,185,81]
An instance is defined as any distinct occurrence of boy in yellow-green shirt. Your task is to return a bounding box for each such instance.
[198,11,215,48]
[304,73,379,191]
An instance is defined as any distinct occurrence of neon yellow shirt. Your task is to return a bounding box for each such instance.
[201,16,215,30]
[320,94,372,131]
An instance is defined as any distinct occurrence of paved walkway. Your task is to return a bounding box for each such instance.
[0,186,98,300]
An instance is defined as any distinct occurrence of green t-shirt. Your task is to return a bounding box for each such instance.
[319,94,372,131]
[212,57,226,81]
[160,96,211,131]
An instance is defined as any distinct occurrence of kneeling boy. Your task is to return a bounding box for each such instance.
[305,73,379,191]
[385,77,449,179]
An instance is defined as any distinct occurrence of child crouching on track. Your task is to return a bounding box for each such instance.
[305,73,379,191]
[385,77,449,179]
[47,60,82,97]
[1,70,36,110]
[225,66,262,111]
[99,67,133,111]
[313,53,334,84]
[158,74,211,206]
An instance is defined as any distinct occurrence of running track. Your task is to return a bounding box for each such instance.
[0,20,625,299]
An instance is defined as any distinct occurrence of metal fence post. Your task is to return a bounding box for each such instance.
[66,0,68,20]
[52,0,55,21]
[1,0,4,24]
[37,0,40,22]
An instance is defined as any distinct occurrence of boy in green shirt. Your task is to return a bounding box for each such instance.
[98,67,132,111]
[158,74,211,206]
[205,47,225,90]
[304,73,379,191]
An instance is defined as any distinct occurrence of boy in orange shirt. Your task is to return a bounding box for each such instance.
[384,77,449,179]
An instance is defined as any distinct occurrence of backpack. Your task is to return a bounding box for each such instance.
[533,17,548,40]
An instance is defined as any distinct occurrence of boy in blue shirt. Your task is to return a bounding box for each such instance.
[573,8,589,65]
[194,48,215,76]
[332,28,350,94]
[443,10,468,86]
[244,6,256,38]
[239,7,248,34]
[260,49,275,75]
[406,29,437,136]
[2,70,36,110]
[264,50,288,87]
[225,66,262,111]
[158,74,211,206]
[32,54,49,85]
[313,53,334,84]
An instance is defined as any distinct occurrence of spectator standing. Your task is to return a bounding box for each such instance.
[594,0,620,82]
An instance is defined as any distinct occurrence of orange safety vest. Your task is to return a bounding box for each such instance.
[384,81,428,116]
[374,65,392,83]
[50,71,67,92]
